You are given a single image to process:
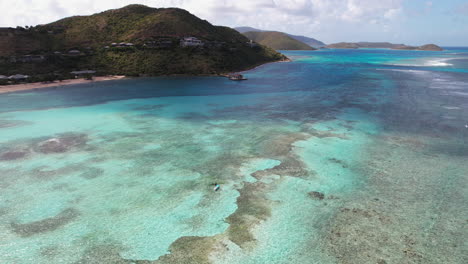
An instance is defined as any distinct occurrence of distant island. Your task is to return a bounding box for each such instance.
[326,42,443,51]
[235,27,325,49]
[0,5,286,85]
[241,31,315,51]
[392,44,443,51]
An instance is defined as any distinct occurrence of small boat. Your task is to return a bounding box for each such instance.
[228,73,247,81]
[214,184,220,191]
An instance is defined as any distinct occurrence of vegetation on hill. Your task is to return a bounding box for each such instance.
[326,42,443,51]
[46,5,251,49]
[242,31,315,50]
[326,42,358,49]
[0,5,286,82]
[235,27,324,48]
[234,27,264,34]
[285,34,325,48]
[392,44,443,51]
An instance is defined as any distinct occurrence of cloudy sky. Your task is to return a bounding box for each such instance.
[1,0,467,46]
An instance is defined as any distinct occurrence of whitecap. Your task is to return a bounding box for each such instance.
[442,115,456,120]
[386,58,455,67]
[424,59,453,67]
[442,106,461,110]
[378,69,430,74]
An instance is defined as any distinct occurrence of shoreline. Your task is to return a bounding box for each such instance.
[0,58,291,95]
[0,76,126,94]
[240,57,292,73]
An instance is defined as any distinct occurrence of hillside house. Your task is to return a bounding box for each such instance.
[9,74,29,80]
[111,42,134,48]
[180,37,203,47]
[6,55,44,63]
[246,40,259,48]
[68,50,81,56]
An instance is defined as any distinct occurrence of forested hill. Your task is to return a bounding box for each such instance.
[0,4,285,80]
[242,31,315,50]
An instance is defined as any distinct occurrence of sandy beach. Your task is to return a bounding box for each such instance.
[0,76,126,94]
[0,58,289,95]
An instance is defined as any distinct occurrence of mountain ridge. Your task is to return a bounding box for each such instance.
[242,31,315,50]
[235,27,325,48]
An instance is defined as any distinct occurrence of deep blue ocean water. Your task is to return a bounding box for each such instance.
[0,48,467,263]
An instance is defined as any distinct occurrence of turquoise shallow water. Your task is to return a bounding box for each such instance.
[0,48,467,263]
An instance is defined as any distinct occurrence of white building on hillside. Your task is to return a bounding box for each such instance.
[9,74,29,80]
[68,49,81,55]
[180,37,203,47]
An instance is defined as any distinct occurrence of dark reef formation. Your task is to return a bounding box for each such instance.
[0,132,89,162]
[36,133,88,154]
[309,191,325,200]
[0,150,28,160]
[10,208,80,237]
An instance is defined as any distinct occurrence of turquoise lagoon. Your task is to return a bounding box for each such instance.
[0,48,467,263]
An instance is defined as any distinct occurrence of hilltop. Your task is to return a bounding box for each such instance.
[235,27,325,48]
[326,42,403,49]
[392,44,443,51]
[0,5,285,82]
[235,27,265,33]
[326,42,443,51]
[242,31,315,50]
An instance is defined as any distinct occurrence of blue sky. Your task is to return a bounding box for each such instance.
[0,0,467,46]
[397,0,468,46]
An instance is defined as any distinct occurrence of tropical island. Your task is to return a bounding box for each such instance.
[392,44,444,51]
[326,42,443,51]
[0,4,286,86]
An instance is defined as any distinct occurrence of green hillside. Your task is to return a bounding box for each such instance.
[242,31,315,50]
[0,5,285,80]
[46,5,250,49]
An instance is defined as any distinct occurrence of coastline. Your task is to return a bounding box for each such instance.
[240,57,292,73]
[0,75,126,94]
[0,57,291,95]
